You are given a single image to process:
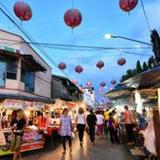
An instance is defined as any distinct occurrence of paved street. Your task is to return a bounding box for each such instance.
[21,134,134,160]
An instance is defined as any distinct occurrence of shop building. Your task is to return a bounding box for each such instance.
[106,67,160,157]
[51,74,83,101]
[0,29,52,101]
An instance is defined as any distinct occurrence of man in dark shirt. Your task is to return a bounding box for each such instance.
[87,110,97,145]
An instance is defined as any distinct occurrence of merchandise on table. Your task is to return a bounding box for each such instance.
[0,126,44,156]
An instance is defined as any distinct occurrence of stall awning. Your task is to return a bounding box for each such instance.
[66,102,76,109]
[106,84,134,99]
[123,66,160,89]
[22,55,47,72]
[0,93,55,103]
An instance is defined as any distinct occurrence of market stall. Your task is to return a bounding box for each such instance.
[0,98,54,156]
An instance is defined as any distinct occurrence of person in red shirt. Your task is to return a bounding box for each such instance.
[122,105,134,144]
[38,113,47,129]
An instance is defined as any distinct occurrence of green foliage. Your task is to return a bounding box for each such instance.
[142,62,148,71]
[121,56,159,82]
[136,60,142,73]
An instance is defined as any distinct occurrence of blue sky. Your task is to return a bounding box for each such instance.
[0,0,160,99]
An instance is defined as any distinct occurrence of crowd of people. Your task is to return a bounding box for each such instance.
[59,105,157,158]
[0,105,158,159]
[0,109,54,160]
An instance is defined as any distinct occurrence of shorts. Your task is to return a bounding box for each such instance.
[10,134,23,151]
[97,125,104,134]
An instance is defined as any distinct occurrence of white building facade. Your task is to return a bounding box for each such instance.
[0,29,52,100]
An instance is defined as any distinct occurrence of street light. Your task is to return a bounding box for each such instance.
[104,34,152,46]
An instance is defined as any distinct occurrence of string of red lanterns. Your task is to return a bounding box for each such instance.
[13,1,139,22]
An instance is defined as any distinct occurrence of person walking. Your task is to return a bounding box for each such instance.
[76,107,86,146]
[86,110,97,145]
[104,108,110,138]
[122,105,134,145]
[139,109,148,130]
[96,110,104,138]
[85,107,90,134]
[59,108,73,153]
[11,110,26,160]
[108,112,120,143]
[0,113,6,147]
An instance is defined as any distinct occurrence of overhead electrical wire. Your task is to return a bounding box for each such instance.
[0,38,151,58]
[0,2,71,79]
[140,0,151,32]
[0,38,149,57]
[0,38,151,51]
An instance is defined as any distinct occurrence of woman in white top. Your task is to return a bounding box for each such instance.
[76,107,86,145]
[96,110,104,138]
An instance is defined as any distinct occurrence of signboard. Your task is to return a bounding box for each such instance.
[0,129,44,156]
[3,99,45,109]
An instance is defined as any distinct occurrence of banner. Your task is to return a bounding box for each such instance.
[3,99,45,109]
[0,129,44,156]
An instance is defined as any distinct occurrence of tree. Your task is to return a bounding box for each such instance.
[136,60,142,73]
[148,56,157,69]
[121,75,126,82]
[142,62,148,71]
[151,29,160,63]
[126,69,134,77]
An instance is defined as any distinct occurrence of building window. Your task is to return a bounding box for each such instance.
[0,61,6,87]
[21,69,35,93]
[6,59,17,80]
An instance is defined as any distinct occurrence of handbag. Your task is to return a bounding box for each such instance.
[0,129,6,146]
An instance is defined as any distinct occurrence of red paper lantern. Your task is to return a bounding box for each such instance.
[58,62,67,70]
[119,0,138,12]
[79,87,84,92]
[14,1,32,21]
[98,88,103,94]
[96,60,105,69]
[111,80,117,85]
[75,65,83,73]
[86,81,92,87]
[100,82,106,87]
[117,58,126,66]
[64,9,82,28]
[72,80,78,84]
